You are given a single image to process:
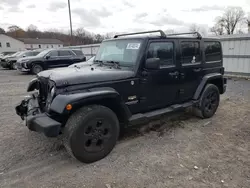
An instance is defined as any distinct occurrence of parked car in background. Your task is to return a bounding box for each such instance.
[0,51,16,60]
[68,56,95,68]
[16,48,87,74]
[1,50,42,69]
[71,49,87,62]
[0,51,22,68]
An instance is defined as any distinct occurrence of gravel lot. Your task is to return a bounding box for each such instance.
[0,68,250,188]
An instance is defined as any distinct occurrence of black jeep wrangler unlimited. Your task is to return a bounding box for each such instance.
[15,30,227,163]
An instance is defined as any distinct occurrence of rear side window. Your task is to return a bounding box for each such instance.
[59,50,72,56]
[72,50,83,55]
[147,42,174,67]
[204,41,222,62]
[49,50,58,57]
[181,41,201,64]
[33,51,40,56]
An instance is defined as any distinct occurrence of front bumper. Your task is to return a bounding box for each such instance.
[16,62,30,72]
[15,93,61,137]
[17,67,30,72]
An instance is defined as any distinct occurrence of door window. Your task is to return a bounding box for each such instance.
[147,42,174,67]
[48,50,58,57]
[181,41,201,64]
[59,50,72,56]
[204,41,222,62]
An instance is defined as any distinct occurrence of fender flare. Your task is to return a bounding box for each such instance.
[50,87,131,118]
[27,77,39,92]
[193,73,223,100]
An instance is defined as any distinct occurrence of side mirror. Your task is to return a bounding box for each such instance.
[45,55,50,59]
[145,58,160,70]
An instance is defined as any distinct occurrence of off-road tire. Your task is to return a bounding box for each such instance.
[31,64,43,74]
[194,84,220,119]
[63,105,120,163]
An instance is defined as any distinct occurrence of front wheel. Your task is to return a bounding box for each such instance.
[31,64,43,74]
[63,105,120,163]
[195,84,220,119]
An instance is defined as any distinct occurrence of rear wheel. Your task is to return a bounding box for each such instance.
[63,105,120,163]
[31,64,43,74]
[194,84,220,119]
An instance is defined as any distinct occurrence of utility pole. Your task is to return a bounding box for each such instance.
[68,0,73,45]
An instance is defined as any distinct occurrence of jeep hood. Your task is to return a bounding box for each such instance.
[37,64,134,87]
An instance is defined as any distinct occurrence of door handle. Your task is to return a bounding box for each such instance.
[193,68,201,72]
[169,71,179,76]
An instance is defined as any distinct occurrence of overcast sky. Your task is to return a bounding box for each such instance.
[0,0,250,34]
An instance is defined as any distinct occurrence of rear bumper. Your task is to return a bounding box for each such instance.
[222,77,227,94]
[1,61,10,68]
[15,93,61,137]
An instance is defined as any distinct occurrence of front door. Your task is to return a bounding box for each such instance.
[46,50,60,68]
[178,40,203,102]
[139,40,180,112]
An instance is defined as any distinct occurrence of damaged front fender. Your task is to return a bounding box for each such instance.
[27,78,39,92]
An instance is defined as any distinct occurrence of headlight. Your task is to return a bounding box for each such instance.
[21,59,30,63]
[23,63,28,68]
[50,87,55,97]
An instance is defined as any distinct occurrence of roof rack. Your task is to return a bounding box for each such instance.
[166,32,202,39]
[114,30,166,38]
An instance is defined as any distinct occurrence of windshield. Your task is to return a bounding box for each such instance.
[36,49,51,57]
[94,39,142,67]
[9,51,21,57]
[87,56,95,62]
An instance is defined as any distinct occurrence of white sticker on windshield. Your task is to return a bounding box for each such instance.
[126,43,140,50]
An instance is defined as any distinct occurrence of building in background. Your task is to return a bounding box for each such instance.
[18,38,64,50]
[0,34,25,53]
[219,34,250,76]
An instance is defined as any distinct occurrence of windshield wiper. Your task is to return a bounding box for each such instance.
[94,59,104,66]
[105,61,121,69]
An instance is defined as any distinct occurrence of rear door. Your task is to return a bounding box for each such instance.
[178,40,203,102]
[139,39,181,111]
[58,50,74,66]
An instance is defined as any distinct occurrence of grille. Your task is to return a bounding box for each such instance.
[38,77,50,109]
[38,77,55,111]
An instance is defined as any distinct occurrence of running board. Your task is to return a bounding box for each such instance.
[128,101,197,126]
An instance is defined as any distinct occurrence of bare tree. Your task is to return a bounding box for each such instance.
[189,24,207,36]
[217,7,245,35]
[7,25,26,38]
[164,29,175,35]
[210,19,224,36]
[8,25,20,32]
[0,27,5,34]
[247,13,250,33]
[27,24,38,31]
[189,24,200,32]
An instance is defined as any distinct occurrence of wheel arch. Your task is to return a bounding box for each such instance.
[193,73,224,100]
[30,61,44,69]
[50,87,132,126]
